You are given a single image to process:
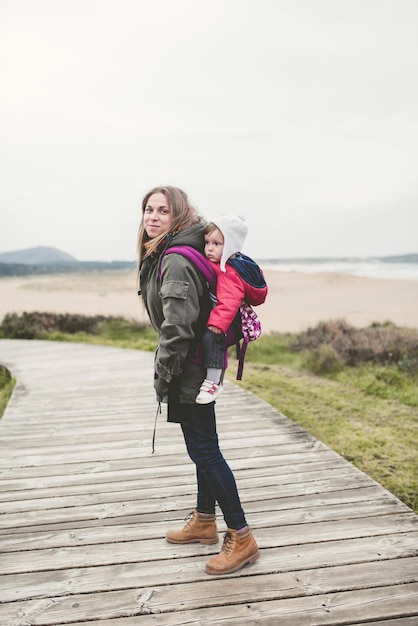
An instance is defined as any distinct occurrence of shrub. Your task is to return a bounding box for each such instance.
[295,320,418,374]
[0,312,106,339]
[304,344,345,376]
[398,354,418,377]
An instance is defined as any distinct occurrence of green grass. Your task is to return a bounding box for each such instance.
[228,362,417,513]
[1,312,417,513]
[234,331,418,512]
[0,366,15,419]
[335,364,418,407]
[244,332,418,408]
[45,319,158,352]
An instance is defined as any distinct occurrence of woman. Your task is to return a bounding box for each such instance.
[137,185,260,575]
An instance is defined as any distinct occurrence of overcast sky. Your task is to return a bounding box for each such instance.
[1,0,417,261]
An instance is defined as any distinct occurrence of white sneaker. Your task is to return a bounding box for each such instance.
[196,379,224,404]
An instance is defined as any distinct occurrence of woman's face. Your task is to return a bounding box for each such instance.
[143,192,173,238]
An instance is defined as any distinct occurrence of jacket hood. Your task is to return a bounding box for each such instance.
[209,214,248,272]
[167,220,206,254]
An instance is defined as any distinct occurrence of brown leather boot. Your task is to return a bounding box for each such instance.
[205,527,260,575]
[166,510,219,545]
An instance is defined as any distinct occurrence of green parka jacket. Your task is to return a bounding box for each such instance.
[139,221,211,420]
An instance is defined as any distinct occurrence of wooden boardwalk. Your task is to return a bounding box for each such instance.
[0,339,417,625]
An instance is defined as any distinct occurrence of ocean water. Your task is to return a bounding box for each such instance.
[262,260,418,281]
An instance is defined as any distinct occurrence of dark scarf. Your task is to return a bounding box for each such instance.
[138,227,182,297]
[146,227,182,259]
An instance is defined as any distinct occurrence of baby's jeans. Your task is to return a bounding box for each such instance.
[201,328,226,370]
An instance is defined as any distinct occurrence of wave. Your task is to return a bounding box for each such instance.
[262,260,418,281]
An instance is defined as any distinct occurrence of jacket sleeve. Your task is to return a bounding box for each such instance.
[207,266,245,333]
[155,255,203,383]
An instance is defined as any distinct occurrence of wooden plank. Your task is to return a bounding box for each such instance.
[0,459,343,501]
[0,432,319,469]
[350,615,418,626]
[1,531,417,602]
[0,443,331,481]
[0,465,369,513]
[0,476,386,530]
[2,512,418,575]
[1,560,417,625]
[0,485,392,536]
[0,497,408,553]
[4,584,416,626]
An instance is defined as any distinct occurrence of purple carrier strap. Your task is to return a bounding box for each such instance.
[236,303,262,380]
[236,337,249,381]
[159,246,217,291]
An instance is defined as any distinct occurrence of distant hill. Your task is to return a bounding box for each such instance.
[0,246,77,265]
[0,246,135,276]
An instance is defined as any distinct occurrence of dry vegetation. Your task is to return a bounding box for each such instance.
[295,319,418,372]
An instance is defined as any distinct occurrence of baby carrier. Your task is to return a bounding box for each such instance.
[159,246,267,379]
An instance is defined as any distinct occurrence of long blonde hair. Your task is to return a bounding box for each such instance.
[137,186,201,268]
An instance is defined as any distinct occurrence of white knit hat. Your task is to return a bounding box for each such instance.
[210,214,248,272]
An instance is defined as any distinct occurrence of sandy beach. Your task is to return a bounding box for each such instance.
[0,269,417,333]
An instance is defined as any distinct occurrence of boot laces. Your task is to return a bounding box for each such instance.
[182,511,195,531]
[221,531,236,556]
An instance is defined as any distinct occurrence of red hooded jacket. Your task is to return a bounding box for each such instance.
[207,259,268,333]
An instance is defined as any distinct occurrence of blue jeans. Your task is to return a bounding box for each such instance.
[180,402,247,530]
[201,328,226,369]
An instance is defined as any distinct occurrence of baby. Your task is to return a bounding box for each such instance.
[196,215,267,404]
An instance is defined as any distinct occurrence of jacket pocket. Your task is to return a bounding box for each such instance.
[160,280,189,324]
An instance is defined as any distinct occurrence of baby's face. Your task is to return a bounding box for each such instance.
[204,228,224,263]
